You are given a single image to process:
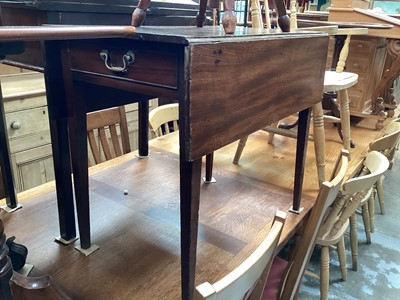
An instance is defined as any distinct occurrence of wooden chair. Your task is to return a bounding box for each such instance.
[86,106,131,165]
[260,149,349,300]
[194,211,287,300]
[313,151,389,300]
[148,103,215,182]
[366,120,400,231]
[148,103,179,138]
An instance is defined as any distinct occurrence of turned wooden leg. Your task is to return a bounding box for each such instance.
[320,245,330,300]
[361,202,371,245]
[337,236,347,281]
[131,0,151,26]
[0,219,13,300]
[338,89,352,158]
[349,213,358,271]
[312,102,326,186]
[368,189,375,233]
[222,0,237,34]
[233,136,249,165]
[376,176,385,214]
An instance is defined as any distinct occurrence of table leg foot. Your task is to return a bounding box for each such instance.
[75,244,99,256]
[54,236,78,245]
[1,204,22,213]
[16,264,34,277]
[135,153,150,159]
[202,177,216,183]
[288,206,304,214]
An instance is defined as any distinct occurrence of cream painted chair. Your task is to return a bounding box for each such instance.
[148,103,179,138]
[148,103,215,182]
[261,149,349,300]
[366,120,400,231]
[86,106,131,165]
[311,151,389,300]
[194,211,287,300]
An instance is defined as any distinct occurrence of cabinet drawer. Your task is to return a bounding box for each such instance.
[5,106,50,140]
[349,40,374,55]
[68,39,180,92]
[345,57,370,74]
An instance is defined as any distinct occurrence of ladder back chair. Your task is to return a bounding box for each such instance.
[86,106,131,165]
[367,120,400,229]
[194,211,287,300]
[148,103,215,182]
[313,151,389,300]
[261,149,349,300]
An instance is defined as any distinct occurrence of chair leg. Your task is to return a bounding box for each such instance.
[337,236,347,281]
[361,202,371,245]
[320,245,330,300]
[338,89,352,158]
[368,190,375,233]
[376,176,385,214]
[233,136,249,165]
[312,102,326,186]
[349,213,358,271]
[267,122,278,144]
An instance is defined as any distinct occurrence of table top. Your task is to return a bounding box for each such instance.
[1,136,315,299]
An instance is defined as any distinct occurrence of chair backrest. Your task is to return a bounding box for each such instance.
[86,106,131,165]
[276,148,349,300]
[148,103,179,138]
[194,211,287,300]
[369,121,400,168]
[318,151,389,240]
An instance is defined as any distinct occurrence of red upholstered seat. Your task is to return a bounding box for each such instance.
[261,256,288,300]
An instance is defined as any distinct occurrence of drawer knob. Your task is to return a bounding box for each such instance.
[10,121,21,130]
[100,49,135,73]
[353,63,360,68]
[357,44,363,49]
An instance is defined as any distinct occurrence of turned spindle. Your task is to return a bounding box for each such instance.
[274,0,290,32]
[0,218,13,300]
[131,0,151,26]
[222,0,237,34]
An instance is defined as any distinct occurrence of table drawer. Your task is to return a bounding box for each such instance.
[67,39,180,91]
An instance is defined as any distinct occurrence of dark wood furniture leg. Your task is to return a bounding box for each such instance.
[204,153,214,183]
[0,218,13,300]
[179,158,202,300]
[43,41,77,243]
[0,89,18,210]
[291,107,311,213]
[138,100,149,157]
[196,0,208,27]
[68,97,94,252]
[131,0,151,27]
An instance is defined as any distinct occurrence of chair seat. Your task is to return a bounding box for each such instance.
[261,256,288,300]
[323,71,358,92]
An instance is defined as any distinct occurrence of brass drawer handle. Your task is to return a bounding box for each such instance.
[357,44,363,49]
[11,121,21,130]
[353,63,360,68]
[100,49,135,73]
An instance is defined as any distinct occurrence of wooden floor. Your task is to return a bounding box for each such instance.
[0,115,392,299]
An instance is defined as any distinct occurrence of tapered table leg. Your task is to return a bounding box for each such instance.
[291,107,311,213]
[180,158,202,300]
[44,40,77,243]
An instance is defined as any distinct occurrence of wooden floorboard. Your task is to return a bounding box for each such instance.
[0,114,393,299]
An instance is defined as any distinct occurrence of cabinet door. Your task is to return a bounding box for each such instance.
[11,144,54,192]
